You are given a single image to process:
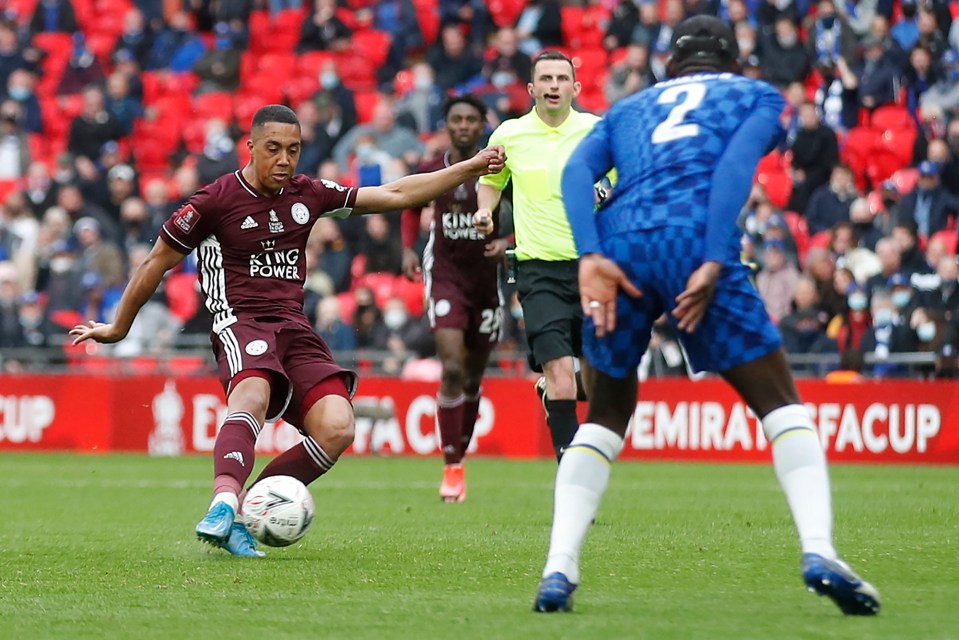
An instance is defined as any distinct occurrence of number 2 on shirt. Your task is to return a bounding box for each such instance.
[651,83,707,144]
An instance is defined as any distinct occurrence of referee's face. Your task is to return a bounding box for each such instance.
[528,59,580,118]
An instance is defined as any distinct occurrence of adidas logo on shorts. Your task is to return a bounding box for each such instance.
[240,216,258,230]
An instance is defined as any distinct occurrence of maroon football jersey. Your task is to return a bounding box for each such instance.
[417,154,499,297]
[161,170,356,332]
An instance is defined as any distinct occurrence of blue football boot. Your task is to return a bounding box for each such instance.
[195,501,236,546]
[221,522,265,557]
[802,553,880,615]
[533,572,577,613]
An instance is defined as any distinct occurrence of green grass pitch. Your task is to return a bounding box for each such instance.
[1,453,956,639]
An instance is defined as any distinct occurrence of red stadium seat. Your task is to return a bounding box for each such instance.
[165,272,200,322]
[335,291,357,324]
[284,76,320,106]
[350,30,392,68]
[393,276,425,317]
[877,127,916,164]
[930,229,958,255]
[356,272,397,308]
[254,51,298,81]
[192,92,234,121]
[334,53,377,91]
[488,0,525,27]
[783,210,809,257]
[869,104,914,132]
[239,72,285,105]
[756,170,793,210]
[234,94,267,132]
[298,51,336,80]
[354,90,384,124]
[891,167,919,195]
[840,127,880,191]
[413,0,439,45]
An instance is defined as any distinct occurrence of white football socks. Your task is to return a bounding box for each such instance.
[762,405,837,560]
[542,423,624,585]
[210,491,239,514]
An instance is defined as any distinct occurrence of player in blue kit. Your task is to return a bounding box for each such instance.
[532,16,880,616]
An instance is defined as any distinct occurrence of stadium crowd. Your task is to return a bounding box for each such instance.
[0,0,958,378]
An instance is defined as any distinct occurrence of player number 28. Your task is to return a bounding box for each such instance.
[651,83,707,144]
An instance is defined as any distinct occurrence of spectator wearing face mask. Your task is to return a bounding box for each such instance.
[899,161,959,239]
[861,287,916,377]
[312,60,357,144]
[887,273,920,320]
[910,306,944,377]
[805,0,858,65]
[3,69,41,134]
[194,119,239,186]
[193,22,242,94]
[919,48,959,114]
[829,282,872,353]
[805,164,858,235]
[395,62,445,135]
[760,17,810,89]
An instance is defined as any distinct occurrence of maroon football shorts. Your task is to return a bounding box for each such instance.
[426,276,502,353]
[211,315,357,428]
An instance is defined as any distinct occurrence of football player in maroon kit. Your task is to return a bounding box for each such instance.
[400,95,510,503]
[70,105,505,556]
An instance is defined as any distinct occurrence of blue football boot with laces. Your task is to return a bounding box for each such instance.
[221,522,265,557]
[195,501,236,546]
[533,572,577,613]
[802,553,880,615]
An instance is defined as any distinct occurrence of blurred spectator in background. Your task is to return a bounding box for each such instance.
[353,285,389,350]
[921,255,959,321]
[57,33,105,96]
[805,0,858,64]
[892,0,921,51]
[788,101,839,213]
[761,17,810,88]
[39,239,82,312]
[74,216,123,288]
[919,49,959,120]
[360,213,402,274]
[298,0,351,53]
[313,217,352,293]
[294,100,331,177]
[829,281,871,353]
[195,119,239,186]
[110,243,182,357]
[104,162,138,222]
[515,0,562,57]
[862,286,916,376]
[4,69,41,133]
[604,0,640,51]
[16,290,58,349]
[779,275,837,360]
[855,33,900,110]
[916,9,948,61]
[904,45,938,118]
[0,22,34,90]
[605,43,656,105]
[67,85,124,163]
[439,0,493,51]
[117,197,153,253]
[111,49,143,100]
[23,161,57,216]
[313,59,357,143]
[315,295,356,353]
[193,22,242,94]
[333,98,422,171]
[898,161,959,238]
[0,262,23,347]
[805,164,858,235]
[396,62,444,135]
[867,237,906,292]
[848,196,882,250]
[146,10,206,72]
[632,0,663,49]
[104,71,142,135]
[757,238,801,323]
[813,55,860,133]
[0,99,29,179]
[891,220,933,275]
[805,246,844,316]
[483,27,531,90]
[29,0,77,34]
[113,8,154,65]
[143,178,173,233]
[428,22,483,92]
[940,119,959,196]
[374,0,423,85]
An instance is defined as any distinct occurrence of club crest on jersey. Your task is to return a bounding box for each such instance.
[269,209,284,233]
[173,204,200,233]
[240,216,258,230]
[291,202,310,225]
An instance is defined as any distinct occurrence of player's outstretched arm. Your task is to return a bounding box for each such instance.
[352,146,505,216]
[69,237,187,345]
[472,184,504,235]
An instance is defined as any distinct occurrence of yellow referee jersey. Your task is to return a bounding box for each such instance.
[480,108,601,262]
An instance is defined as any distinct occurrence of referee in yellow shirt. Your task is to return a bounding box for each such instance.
[473,50,602,460]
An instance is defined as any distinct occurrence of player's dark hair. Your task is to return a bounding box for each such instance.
[251,104,299,131]
[442,93,488,120]
[532,50,576,81]
[667,16,740,78]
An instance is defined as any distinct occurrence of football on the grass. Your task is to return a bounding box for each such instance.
[242,476,315,547]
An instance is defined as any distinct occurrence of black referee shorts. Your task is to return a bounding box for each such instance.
[516,259,582,372]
